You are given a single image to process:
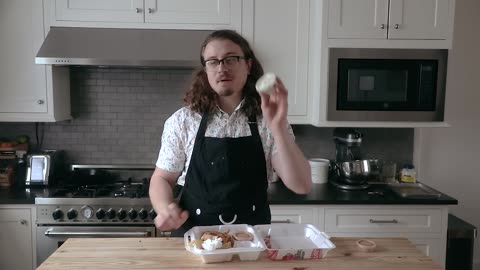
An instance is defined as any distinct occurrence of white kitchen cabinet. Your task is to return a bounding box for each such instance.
[322,205,449,267]
[0,205,36,270]
[45,0,243,31]
[251,0,311,124]
[0,0,71,122]
[328,0,453,40]
[269,205,323,230]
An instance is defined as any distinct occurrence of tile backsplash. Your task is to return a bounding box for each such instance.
[0,67,413,166]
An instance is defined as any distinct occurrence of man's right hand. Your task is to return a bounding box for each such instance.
[153,202,189,231]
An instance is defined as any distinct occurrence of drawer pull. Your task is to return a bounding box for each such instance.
[271,219,292,223]
[369,219,398,224]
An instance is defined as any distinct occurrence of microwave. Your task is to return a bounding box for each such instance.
[328,48,448,121]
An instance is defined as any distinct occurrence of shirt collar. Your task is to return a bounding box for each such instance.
[215,99,245,117]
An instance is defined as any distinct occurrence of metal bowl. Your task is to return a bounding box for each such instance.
[338,159,371,183]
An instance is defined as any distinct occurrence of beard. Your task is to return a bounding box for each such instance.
[216,87,234,97]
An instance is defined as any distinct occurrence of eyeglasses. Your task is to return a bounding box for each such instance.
[203,56,247,72]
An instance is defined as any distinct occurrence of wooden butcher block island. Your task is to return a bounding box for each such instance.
[37,237,441,270]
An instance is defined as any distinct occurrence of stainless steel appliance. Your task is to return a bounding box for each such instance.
[35,165,160,266]
[328,48,448,122]
[330,128,370,190]
[26,150,66,186]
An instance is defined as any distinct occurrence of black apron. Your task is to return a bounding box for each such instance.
[172,112,271,236]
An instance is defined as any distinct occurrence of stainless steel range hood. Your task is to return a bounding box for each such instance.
[36,27,212,67]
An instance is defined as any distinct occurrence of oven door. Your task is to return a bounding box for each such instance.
[36,225,156,266]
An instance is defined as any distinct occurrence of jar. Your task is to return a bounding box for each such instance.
[400,164,417,183]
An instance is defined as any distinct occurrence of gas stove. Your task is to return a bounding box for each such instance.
[49,179,149,198]
[35,165,156,225]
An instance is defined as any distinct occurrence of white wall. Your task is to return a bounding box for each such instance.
[414,0,480,268]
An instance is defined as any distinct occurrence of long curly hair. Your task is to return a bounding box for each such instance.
[183,30,264,118]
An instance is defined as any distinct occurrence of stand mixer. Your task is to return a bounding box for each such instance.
[330,128,371,190]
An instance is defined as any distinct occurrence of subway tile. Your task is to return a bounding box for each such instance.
[0,67,413,166]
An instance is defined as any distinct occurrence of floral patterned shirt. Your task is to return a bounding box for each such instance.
[155,101,294,185]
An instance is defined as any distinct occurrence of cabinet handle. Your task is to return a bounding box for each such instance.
[369,219,398,224]
[394,24,400,29]
[37,99,45,105]
[20,220,27,225]
[380,24,385,29]
[271,219,292,223]
[135,8,142,13]
[147,8,154,14]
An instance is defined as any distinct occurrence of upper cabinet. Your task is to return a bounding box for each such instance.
[327,0,455,49]
[0,0,70,122]
[45,0,243,31]
[251,0,311,124]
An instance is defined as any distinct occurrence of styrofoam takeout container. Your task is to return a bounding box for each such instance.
[184,224,266,263]
[254,223,335,260]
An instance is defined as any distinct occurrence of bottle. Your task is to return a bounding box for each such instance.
[400,164,417,183]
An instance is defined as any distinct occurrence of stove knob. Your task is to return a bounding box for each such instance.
[106,208,116,219]
[149,209,157,220]
[128,209,138,220]
[117,209,127,220]
[67,209,77,220]
[80,206,94,219]
[138,209,148,220]
[96,208,105,219]
[52,209,63,220]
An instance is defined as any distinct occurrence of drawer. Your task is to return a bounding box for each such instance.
[325,208,442,233]
[270,205,319,226]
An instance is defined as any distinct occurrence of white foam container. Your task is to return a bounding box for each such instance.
[254,223,336,260]
[184,224,266,263]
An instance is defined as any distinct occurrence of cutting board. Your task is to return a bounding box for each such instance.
[36,237,441,270]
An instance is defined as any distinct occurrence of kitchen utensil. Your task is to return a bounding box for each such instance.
[368,158,382,182]
[338,159,371,183]
[388,183,442,199]
[382,161,397,183]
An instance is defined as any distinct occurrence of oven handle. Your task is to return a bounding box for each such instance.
[45,230,151,237]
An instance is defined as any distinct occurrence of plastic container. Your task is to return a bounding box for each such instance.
[255,72,276,93]
[184,224,266,263]
[308,158,330,184]
[254,223,336,260]
[400,164,417,183]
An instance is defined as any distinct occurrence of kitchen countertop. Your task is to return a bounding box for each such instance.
[0,181,457,205]
[0,186,38,204]
[36,237,441,270]
[267,181,458,205]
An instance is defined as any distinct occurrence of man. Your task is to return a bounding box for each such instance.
[149,30,311,235]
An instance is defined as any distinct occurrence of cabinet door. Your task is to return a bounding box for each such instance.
[0,0,47,113]
[0,209,33,270]
[328,0,389,39]
[54,0,144,23]
[145,0,240,27]
[388,0,451,40]
[253,0,309,117]
[410,238,442,266]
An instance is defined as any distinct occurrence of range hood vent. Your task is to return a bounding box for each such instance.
[36,27,212,67]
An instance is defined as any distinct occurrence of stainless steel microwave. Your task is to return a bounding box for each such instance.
[328,48,448,122]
